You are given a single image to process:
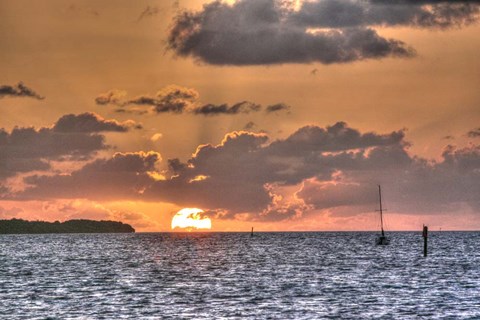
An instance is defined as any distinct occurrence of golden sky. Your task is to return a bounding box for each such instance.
[1,0,480,231]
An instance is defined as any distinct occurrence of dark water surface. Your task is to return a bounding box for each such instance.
[1,232,479,319]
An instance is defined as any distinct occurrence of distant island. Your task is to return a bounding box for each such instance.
[0,219,135,234]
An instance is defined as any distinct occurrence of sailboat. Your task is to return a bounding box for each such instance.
[375,185,390,245]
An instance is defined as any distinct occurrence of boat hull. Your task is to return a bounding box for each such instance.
[376,236,390,245]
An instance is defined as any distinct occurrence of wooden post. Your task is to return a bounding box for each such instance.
[423,225,428,257]
[251,227,253,237]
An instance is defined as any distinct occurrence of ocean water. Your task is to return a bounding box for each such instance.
[1,232,479,319]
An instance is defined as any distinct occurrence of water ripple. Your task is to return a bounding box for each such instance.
[1,232,479,319]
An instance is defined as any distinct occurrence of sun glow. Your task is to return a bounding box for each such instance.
[171,208,212,231]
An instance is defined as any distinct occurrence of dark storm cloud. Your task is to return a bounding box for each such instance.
[193,101,261,115]
[467,128,480,138]
[0,82,44,100]
[167,0,479,65]
[0,113,135,179]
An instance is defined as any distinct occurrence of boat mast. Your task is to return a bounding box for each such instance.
[378,185,384,236]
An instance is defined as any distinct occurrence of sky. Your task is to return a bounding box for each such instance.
[1,0,480,232]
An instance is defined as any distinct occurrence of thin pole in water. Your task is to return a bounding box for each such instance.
[378,185,384,237]
[423,225,428,257]
[251,227,253,237]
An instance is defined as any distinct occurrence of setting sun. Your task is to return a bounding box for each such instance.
[171,208,212,231]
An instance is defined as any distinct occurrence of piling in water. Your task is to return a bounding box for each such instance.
[251,227,253,237]
[423,225,428,257]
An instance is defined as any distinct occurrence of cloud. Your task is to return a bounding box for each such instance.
[265,103,291,113]
[292,0,480,29]
[20,152,161,201]
[267,122,405,157]
[0,113,135,179]
[168,9,413,65]
[296,143,480,214]
[467,127,480,138]
[113,108,149,115]
[370,0,480,4]
[298,179,378,210]
[150,133,163,142]
[167,0,479,65]
[0,127,103,178]
[193,101,261,115]
[168,158,188,175]
[0,206,23,219]
[136,6,162,22]
[95,90,126,106]
[53,112,140,133]
[0,82,44,100]
[14,123,407,218]
[96,85,290,116]
[255,184,312,221]
[96,85,199,114]
[12,121,480,221]
[244,121,257,130]
[127,85,199,114]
